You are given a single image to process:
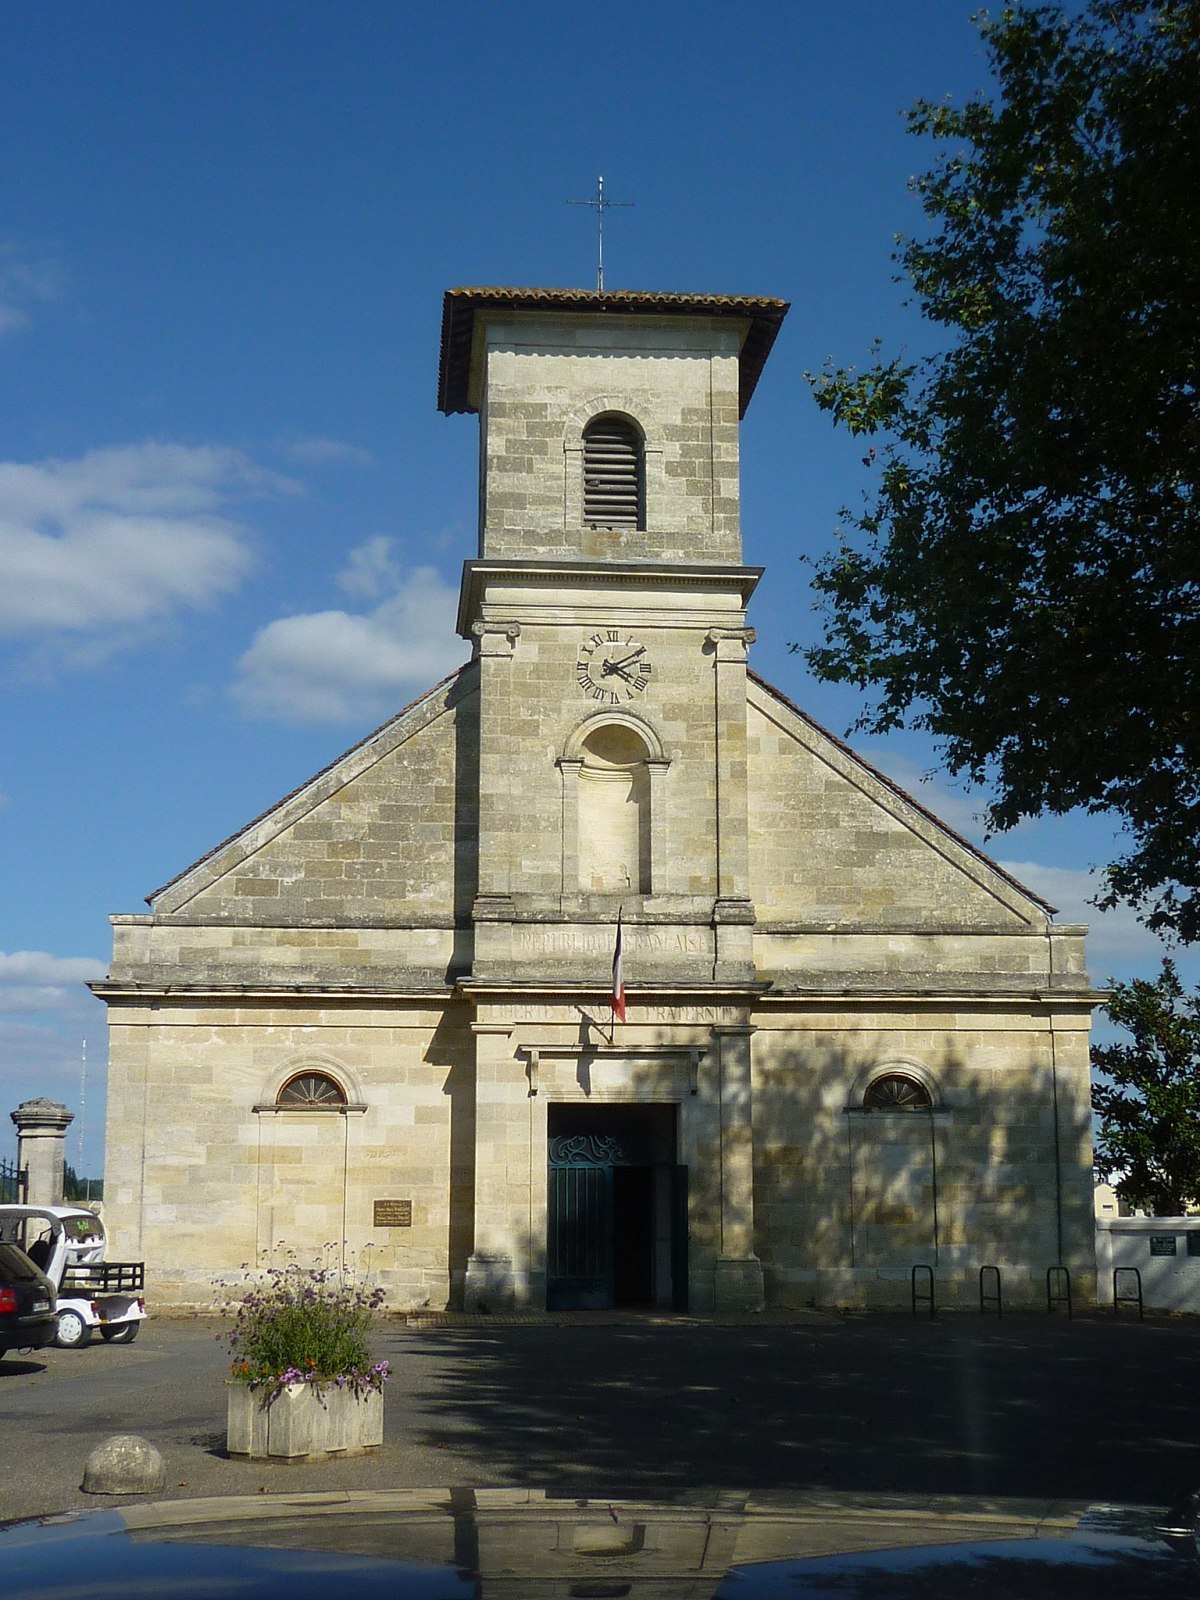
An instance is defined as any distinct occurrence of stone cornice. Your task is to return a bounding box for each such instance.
[456,558,762,638]
[88,976,1101,1007]
[458,978,768,998]
[753,986,1103,1009]
[87,981,456,1004]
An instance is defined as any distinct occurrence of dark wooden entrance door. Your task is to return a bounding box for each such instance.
[546,1105,684,1311]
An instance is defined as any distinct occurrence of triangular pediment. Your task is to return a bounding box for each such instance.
[151,664,478,919]
[747,674,1051,930]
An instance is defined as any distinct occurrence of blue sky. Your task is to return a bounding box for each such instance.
[0,1,1183,1173]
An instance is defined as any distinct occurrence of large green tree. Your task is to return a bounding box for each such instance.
[803,1,1200,937]
[1092,961,1200,1213]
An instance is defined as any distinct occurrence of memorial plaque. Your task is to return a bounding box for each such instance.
[373,1199,413,1228]
[1149,1234,1178,1256]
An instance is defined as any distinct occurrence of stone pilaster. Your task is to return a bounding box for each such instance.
[471,620,521,921]
[463,1022,542,1310]
[471,620,521,976]
[708,627,756,981]
[712,1025,763,1310]
[11,1097,73,1207]
[557,757,583,893]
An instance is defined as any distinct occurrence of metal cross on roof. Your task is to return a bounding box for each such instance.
[568,175,633,293]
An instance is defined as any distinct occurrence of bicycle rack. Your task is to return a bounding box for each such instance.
[911,1263,935,1318]
[1046,1265,1072,1318]
[1113,1266,1144,1320]
[979,1264,1002,1317]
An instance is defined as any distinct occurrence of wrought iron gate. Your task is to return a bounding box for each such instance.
[548,1139,615,1309]
[0,1156,26,1204]
[546,1131,687,1311]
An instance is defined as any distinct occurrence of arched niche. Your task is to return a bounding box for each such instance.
[558,713,670,899]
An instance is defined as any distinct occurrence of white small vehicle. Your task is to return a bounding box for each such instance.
[0,1205,146,1349]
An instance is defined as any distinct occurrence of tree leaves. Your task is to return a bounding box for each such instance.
[801,0,1200,938]
[1092,960,1200,1213]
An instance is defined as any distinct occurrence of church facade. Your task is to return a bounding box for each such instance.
[95,287,1098,1311]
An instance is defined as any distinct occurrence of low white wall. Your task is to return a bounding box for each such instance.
[1095,1217,1200,1311]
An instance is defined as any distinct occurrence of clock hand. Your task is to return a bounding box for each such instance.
[607,646,646,673]
[602,660,637,684]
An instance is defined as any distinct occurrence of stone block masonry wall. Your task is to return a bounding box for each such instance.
[747,690,1043,933]
[164,688,474,929]
[750,1009,1096,1309]
[102,999,474,1309]
[479,313,744,563]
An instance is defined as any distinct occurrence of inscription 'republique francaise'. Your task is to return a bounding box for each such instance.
[483,1003,742,1025]
[514,928,708,956]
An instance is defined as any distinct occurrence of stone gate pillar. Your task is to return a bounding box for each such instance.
[11,1098,73,1206]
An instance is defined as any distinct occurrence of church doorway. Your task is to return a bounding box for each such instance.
[546,1103,686,1312]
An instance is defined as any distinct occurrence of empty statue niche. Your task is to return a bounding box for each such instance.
[577,722,651,895]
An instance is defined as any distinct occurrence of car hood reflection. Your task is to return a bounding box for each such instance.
[1,1488,1197,1599]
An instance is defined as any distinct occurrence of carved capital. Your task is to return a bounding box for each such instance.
[471,621,522,658]
[705,626,756,661]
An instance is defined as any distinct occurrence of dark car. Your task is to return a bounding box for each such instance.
[0,1240,56,1355]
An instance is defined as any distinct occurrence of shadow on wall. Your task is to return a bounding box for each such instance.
[746,1030,1093,1309]
[418,1024,1093,1317]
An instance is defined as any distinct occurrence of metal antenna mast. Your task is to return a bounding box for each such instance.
[78,1036,88,1200]
[569,175,633,292]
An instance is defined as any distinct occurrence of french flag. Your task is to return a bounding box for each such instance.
[611,909,626,1023]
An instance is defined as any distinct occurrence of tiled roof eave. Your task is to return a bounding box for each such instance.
[438,286,789,418]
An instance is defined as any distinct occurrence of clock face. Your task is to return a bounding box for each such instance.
[575,630,653,703]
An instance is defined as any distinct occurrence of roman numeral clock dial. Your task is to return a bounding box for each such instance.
[575,630,653,703]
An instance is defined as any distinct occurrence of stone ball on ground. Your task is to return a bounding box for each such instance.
[81,1434,167,1495]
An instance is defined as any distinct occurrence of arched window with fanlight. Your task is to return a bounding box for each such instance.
[862,1072,934,1112]
[276,1070,347,1109]
[582,413,644,530]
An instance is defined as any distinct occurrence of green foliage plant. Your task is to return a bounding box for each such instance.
[221,1251,389,1401]
[800,1,1200,939]
[1092,959,1200,1214]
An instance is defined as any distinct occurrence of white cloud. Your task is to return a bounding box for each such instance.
[232,545,467,724]
[0,950,107,1015]
[335,534,402,601]
[993,860,1198,983]
[0,303,29,338]
[0,442,298,661]
[277,436,375,468]
[0,243,63,340]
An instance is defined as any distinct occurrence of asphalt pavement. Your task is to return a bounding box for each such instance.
[2,1310,1199,1526]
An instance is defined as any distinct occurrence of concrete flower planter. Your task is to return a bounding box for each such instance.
[226,1381,384,1460]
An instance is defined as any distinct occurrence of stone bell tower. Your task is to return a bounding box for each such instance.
[439,288,788,1313]
[439,287,788,986]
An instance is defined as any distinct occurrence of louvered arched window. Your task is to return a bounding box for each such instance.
[582,414,644,530]
[862,1073,933,1112]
